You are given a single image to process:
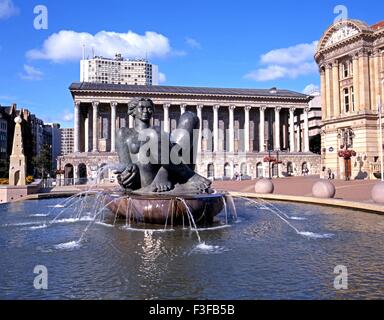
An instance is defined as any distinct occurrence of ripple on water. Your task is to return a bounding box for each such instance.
[23,224,47,231]
[30,214,50,217]
[54,241,82,250]
[298,232,335,239]
[189,242,228,255]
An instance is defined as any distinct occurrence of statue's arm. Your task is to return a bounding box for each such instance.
[115,128,140,189]
[116,127,132,165]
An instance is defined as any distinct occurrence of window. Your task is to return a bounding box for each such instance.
[344,88,350,113]
[224,163,231,178]
[207,164,214,178]
[342,62,350,78]
[350,86,355,111]
[256,162,263,178]
[287,162,293,175]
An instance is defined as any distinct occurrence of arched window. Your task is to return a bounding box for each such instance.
[78,163,87,185]
[287,162,293,176]
[302,162,309,175]
[64,164,74,186]
[240,163,247,175]
[224,163,231,178]
[256,162,263,178]
[207,163,214,178]
[272,163,278,177]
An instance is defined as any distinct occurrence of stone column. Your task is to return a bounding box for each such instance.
[229,105,236,152]
[359,50,370,112]
[110,102,117,152]
[320,68,327,120]
[332,60,340,117]
[325,64,333,118]
[84,114,89,152]
[259,106,266,152]
[180,104,187,115]
[213,105,220,152]
[92,101,99,152]
[196,105,203,153]
[74,101,81,153]
[352,53,360,112]
[289,107,296,152]
[296,121,301,153]
[303,107,310,152]
[274,107,281,150]
[163,103,170,133]
[373,50,381,111]
[244,106,251,152]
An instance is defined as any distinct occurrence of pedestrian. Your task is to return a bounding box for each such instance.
[327,168,332,180]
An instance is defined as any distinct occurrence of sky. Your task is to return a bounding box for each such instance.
[0,0,383,127]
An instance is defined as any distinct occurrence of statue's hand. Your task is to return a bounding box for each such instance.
[114,164,139,189]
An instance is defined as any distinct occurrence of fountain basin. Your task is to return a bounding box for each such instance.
[105,192,225,225]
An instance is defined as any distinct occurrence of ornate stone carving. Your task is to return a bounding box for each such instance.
[324,24,360,48]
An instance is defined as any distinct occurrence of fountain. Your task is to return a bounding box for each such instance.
[103,98,226,225]
[2,99,384,300]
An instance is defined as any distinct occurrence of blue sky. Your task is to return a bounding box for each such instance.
[0,0,383,127]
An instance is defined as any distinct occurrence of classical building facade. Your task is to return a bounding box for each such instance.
[58,82,321,183]
[315,19,384,179]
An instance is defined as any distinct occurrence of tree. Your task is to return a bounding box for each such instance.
[32,144,52,178]
[310,134,321,154]
[0,158,9,178]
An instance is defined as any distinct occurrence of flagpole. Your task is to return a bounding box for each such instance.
[379,94,384,182]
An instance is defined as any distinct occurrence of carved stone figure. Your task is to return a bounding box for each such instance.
[115,98,212,194]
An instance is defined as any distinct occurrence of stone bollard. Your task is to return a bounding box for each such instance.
[312,180,336,199]
[254,179,274,194]
[371,182,384,204]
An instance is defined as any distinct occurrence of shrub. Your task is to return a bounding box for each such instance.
[0,178,9,185]
[26,176,34,184]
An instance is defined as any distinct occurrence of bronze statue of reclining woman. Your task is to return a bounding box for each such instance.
[115,98,212,194]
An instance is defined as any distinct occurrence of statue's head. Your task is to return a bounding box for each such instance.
[128,98,154,122]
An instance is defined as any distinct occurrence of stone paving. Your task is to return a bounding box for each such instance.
[212,175,380,203]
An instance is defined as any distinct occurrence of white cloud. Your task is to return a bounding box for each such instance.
[26,30,173,62]
[19,65,43,81]
[245,41,318,82]
[158,72,166,84]
[245,62,317,82]
[261,41,318,65]
[61,109,73,122]
[0,0,19,20]
[303,84,320,95]
[185,37,201,49]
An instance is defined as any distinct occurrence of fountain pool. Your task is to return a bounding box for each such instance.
[1,195,384,300]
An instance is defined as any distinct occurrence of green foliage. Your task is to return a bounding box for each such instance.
[32,144,52,178]
[309,134,321,154]
[0,159,9,178]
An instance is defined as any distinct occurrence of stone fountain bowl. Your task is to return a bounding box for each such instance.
[105,192,225,225]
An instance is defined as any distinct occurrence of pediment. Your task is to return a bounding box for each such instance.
[317,20,369,52]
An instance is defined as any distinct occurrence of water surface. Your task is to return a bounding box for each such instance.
[0,197,383,299]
